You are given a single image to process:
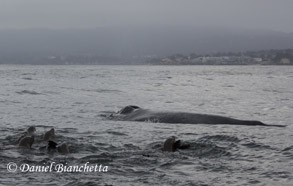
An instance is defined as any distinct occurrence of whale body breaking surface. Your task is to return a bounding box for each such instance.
[108,105,285,127]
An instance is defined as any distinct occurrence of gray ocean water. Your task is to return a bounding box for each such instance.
[0,65,292,186]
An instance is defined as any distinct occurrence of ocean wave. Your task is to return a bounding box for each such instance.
[16,90,42,95]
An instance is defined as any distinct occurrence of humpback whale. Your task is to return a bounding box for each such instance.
[109,106,285,127]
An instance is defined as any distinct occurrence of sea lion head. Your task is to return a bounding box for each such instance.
[44,128,55,141]
[16,126,36,144]
[57,143,70,155]
[163,137,190,152]
[27,126,36,135]
[18,136,34,149]
[163,136,177,152]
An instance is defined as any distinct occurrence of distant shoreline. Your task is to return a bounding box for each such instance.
[1,49,292,65]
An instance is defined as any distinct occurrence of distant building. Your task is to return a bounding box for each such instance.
[161,58,174,64]
[254,58,262,62]
[280,58,290,64]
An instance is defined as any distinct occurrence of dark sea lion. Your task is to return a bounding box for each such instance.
[163,136,177,152]
[44,128,55,141]
[57,143,70,154]
[17,126,36,144]
[163,136,190,152]
[39,140,70,155]
[109,106,285,127]
[18,136,34,148]
[43,140,57,154]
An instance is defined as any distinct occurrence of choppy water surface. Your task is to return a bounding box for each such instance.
[0,65,292,186]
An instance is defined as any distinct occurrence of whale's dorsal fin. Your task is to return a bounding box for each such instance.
[128,105,140,109]
[118,105,140,114]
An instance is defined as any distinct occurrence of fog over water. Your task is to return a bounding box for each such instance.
[1,0,293,32]
[1,1,293,63]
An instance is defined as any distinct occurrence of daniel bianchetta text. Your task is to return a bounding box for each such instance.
[7,162,108,173]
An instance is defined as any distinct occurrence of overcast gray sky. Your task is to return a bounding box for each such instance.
[1,0,292,32]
